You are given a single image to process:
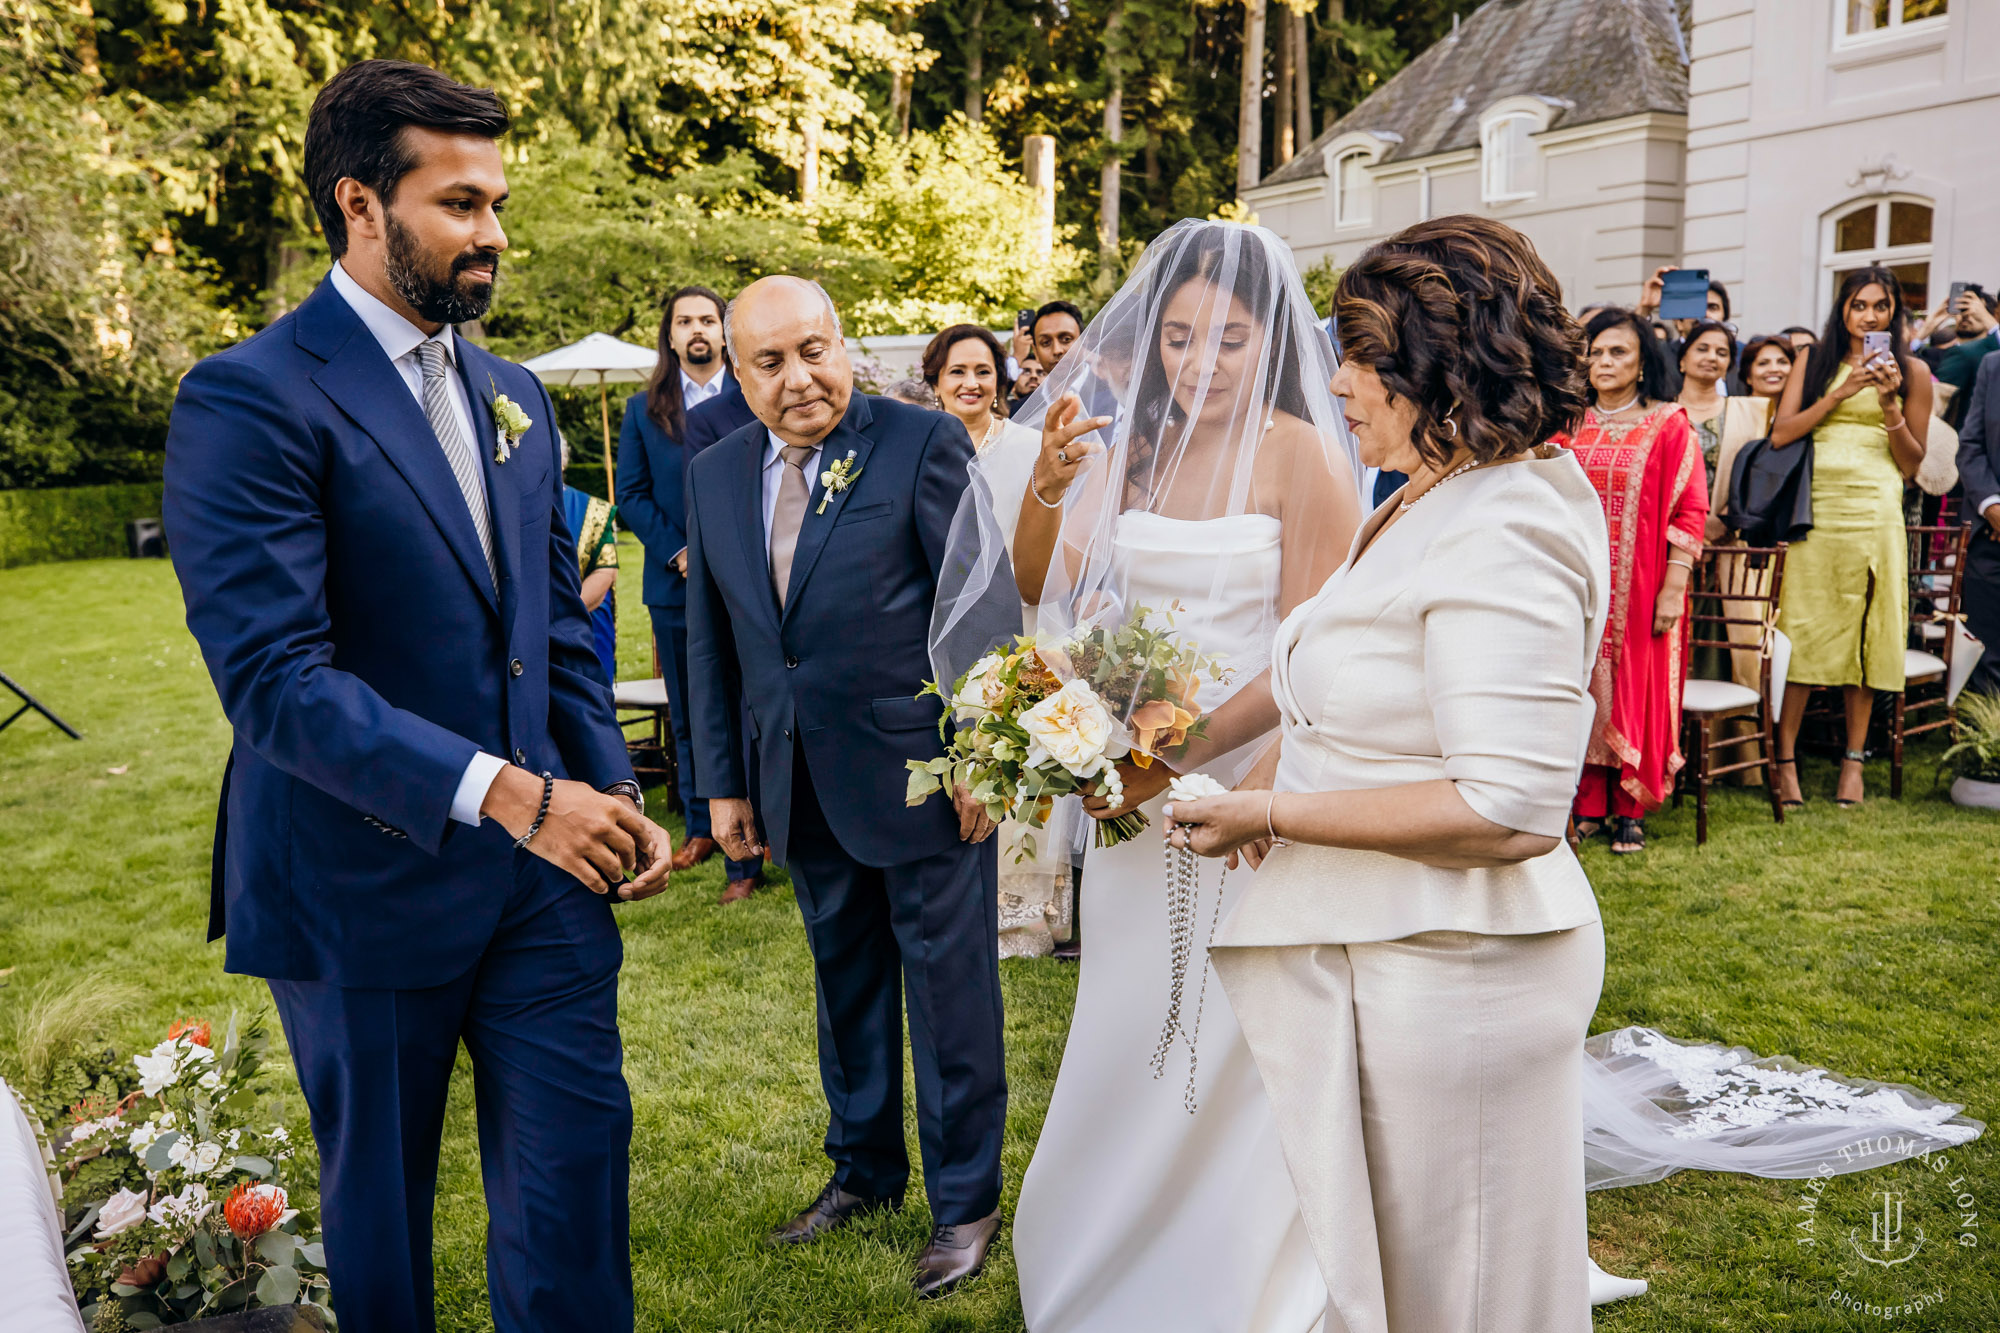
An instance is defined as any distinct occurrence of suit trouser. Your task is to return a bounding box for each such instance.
[1963,529,2000,698]
[269,856,633,1333]
[649,604,762,879]
[783,754,1007,1223]
[1213,921,1605,1333]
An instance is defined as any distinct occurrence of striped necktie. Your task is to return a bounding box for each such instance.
[415,338,497,589]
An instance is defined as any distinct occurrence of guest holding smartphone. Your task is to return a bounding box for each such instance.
[1766,266,1930,809]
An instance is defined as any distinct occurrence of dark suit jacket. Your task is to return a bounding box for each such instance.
[683,378,759,455]
[162,278,631,987]
[683,394,1014,867]
[615,371,737,611]
[1958,348,2000,517]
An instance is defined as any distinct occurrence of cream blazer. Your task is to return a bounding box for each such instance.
[1215,448,1611,949]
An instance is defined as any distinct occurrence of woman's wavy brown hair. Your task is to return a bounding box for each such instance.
[1334,215,1588,467]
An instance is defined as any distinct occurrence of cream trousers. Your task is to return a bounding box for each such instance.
[1212,921,1605,1333]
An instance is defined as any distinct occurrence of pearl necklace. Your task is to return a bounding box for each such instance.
[1594,391,1642,416]
[1398,458,1481,512]
[973,416,1002,453]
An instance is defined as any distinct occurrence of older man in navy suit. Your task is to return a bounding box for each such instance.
[683,276,1016,1297]
[163,61,673,1333]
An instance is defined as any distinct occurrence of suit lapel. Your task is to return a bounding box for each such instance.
[304,295,500,617]
[732,427,781,629]
[458,341,524,625]
[783,395,876,620]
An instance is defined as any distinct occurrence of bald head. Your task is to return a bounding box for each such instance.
[728,276,853,447]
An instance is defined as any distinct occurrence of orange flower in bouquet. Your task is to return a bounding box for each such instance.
[168,1018,212,1049]
[224,1181,290,1241]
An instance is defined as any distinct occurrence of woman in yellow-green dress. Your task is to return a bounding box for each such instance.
[1767,266,1930,808]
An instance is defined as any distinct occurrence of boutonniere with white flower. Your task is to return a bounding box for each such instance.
[488,375,533,464]
[817,449,861,514]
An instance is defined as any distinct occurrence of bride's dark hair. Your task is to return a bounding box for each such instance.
[1123,229,1311,506]
[1335,215,1587,467]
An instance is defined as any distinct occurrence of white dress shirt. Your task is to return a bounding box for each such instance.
[761,429,824,537]
[326,262,506,826]
[682,368,727,413]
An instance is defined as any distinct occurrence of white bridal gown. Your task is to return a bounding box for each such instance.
[1014,510,1329,1333]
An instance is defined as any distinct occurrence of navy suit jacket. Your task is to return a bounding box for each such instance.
[163,278,632,988]
[1956,349,2000,515]
[683,378,759,454]
[615,371,739,611]
[684,394,1015,867]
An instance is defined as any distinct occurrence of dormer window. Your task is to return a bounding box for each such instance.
[1481,113,1539,203]
[1333,150,1373,228]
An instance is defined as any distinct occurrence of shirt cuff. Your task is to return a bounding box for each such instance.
[1980,496,2000,520]
[450,751,509,826]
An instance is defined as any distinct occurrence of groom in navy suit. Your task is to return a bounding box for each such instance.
[163,61,673,1332]
[683,276,1016,1297]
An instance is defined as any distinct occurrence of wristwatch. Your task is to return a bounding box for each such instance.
[601,780,645,815]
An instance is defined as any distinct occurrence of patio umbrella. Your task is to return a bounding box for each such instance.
[521,332,658,501]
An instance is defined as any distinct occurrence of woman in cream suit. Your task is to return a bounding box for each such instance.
[1165,215,1610,1333]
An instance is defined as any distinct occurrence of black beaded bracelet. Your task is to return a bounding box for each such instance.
[515,771,555,849]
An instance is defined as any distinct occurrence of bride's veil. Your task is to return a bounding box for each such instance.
[930,220,1364,787]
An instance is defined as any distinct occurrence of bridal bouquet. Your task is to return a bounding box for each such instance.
[35,1012,334,1327]
[907,605,1228,850]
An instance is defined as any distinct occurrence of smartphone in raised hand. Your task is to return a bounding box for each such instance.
[1863,331,1892,365]
[1659,268,1711,321]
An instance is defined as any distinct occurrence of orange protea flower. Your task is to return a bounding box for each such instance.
[224,1182,288,1241]
[168,1018,212,1049]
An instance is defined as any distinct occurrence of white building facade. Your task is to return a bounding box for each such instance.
[1250,0,1999,332]
[1682,0,2000,333]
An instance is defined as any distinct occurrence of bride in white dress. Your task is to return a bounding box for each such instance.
[933,220,1364,1330]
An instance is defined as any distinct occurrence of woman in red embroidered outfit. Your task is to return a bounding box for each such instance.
[1556,308,1709,854]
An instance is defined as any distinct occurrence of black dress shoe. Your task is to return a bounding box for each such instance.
[913,1208,1001,1299]
[769,1178,900,1246]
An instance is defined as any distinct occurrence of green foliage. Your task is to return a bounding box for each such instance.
[0,484,167,569]
[1941,690,2000,781]
[1301,254,1343,320]
[809,120,1089,333]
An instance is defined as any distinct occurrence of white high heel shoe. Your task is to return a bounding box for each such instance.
[1588,1252,1648,1305]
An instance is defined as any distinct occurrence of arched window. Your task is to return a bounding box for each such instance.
[1332,149,1372,228]
[1820,196,1932,316]
[1481,114,1538,203]
[1839,0,1948,42]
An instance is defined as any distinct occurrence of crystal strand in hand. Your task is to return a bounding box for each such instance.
[1149,837,1195,1079]
[1178,864,1228,1115]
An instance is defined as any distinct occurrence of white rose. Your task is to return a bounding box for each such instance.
[93,1187,149,1239]
[952,653,1008,720]
[1166,772,1229,804]
[148,1183,211,1229]
[197,1070,221,1090]
[1019,678,1115,778]
[266,1125,289,1144]
[192,1141,224,1175]
[134,1044,180,1096]
[166,1135,196,1171]
[128,1118,163,1154]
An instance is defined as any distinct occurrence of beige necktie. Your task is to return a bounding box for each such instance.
[768,444,816,606]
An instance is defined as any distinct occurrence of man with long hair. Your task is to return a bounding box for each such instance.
[618,287,764,893]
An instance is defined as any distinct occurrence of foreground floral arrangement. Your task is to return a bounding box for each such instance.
[909,605,1226,850]
[43,1013,333,1328]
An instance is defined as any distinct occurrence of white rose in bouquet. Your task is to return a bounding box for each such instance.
[1020,678,1115,778]
[148,1182,213,1229]
[94,1187,149,1239]
[134,1040,182,1096]
[952,653,1009,720]
[1166,772,1229,804]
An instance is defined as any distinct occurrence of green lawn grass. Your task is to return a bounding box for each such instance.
[3,544,1996,1331]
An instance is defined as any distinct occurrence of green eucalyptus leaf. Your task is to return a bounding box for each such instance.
[144,1131,181,1172]
[193,1228,217,1268]
[297,1240,326,1268]
[127,1314,163,1330]
[233,1154,275,1178]
[256,1263,300,1306]
[256,1229,300,1264]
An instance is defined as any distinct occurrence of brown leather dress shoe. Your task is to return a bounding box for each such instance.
[718,872,760,905]
[912,1209,1000,1299]
[671,835,718,871]
[769,1179,901,1246]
